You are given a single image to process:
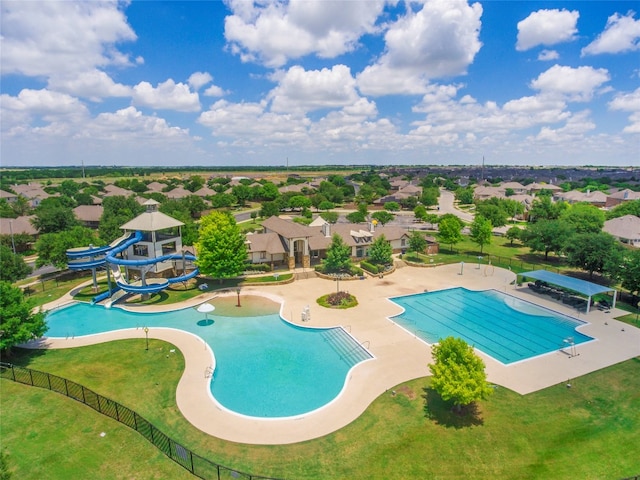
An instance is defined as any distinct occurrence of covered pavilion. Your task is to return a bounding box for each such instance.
[520,270,616,313]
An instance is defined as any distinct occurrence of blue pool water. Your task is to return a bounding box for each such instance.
[389,288,593,364]
[44,303,371,418]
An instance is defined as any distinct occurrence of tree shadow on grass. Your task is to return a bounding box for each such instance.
[422,387,484,428]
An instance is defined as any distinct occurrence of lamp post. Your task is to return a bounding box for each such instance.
[236,287,241,307]
[459,261,464,275]
[476,256,482,269]
[335,276,340,293]
[143,326,149,351]
[9,219,16,254]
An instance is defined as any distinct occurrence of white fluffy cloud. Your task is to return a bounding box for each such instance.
[582,11,640,56]
[188,72,213,90]
[609,87,640,133]
[1,0,136,77]
[268,65,360,113]
[224,0,385,67]
[516,9,579,51]
[80,107,191,140]
[530,65,610,102]
[48,70,131,101]
[357,0,482,96]
[132,80,201,112]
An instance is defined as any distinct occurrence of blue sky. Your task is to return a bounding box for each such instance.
[1,1,639,168]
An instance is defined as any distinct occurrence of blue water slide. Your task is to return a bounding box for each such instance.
[106,251,196,267]
[66,232,143,271]
[92,286,121,304]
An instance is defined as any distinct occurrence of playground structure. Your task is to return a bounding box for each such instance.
[66,199,198,305]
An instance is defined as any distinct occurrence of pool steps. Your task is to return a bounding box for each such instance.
[320,328,372,364]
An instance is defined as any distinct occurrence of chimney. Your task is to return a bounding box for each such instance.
[322,222,330,237]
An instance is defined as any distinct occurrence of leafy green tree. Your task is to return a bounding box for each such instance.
[469,215,492,253]
[369,234,393,265]
[455,187,474,205]
[32,204,78,234]
[185,175,205,192]
[35,226,101,268]
[0,199,16,218]
[521,220,573,260]
[99,196,144,243]
[529,196,567,222]
[260,201,280,218]
[420,187,440,207]
[563,232,624,279]
[318,200,335,211]
[196,211,247,281]
[399,195,418,210]
[475,202,508,227]
[620,249,640,301]
[371,210,395,225]
[414,204,427,221]
[0,245,31,282]
[346,211,366,223]
[428,336,493,414]
[384,201,400,211]
[438,216,463,252]
[356,183,377,204]
[606,199,640,219]
[323,234,352,273]
[210,193,236,208]
[288,195,312,210]
[320,211,339,224]
[505,226,521,246]
[259,182,280,201]
[0,281,47,357]
[408,231,427,256]
[232,184,251,206]
[560,203,605,234]
[0,233,32,253]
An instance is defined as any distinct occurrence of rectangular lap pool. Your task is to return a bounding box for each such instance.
[389,288,594,364]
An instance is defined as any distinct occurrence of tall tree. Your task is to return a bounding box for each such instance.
[371,210,395,225]
[99,196,144,243]
[408,230,427,256]
[560,203,605,234]
[0,245,31,282]
[323,234,352,273]
[438,216,463,252]
[520,220,573,260]
[196,211,247,281]
[35,226,101,268]
[469,215,492,253]
[368,234,393,265]
[0,281,47,357]
[563,232,624,279]
[428,336,493,414]
[32,205,78,234]
[620,249,640,301]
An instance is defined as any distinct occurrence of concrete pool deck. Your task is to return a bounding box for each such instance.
[30,263,640,445]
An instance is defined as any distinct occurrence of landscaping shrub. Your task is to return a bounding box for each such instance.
[360,261,379,274]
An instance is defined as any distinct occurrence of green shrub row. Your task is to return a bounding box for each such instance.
[360,261,379,274]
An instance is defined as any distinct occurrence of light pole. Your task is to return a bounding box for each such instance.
[476,256,482,269]
[236,287,241,307]
[9,219,16,254]
[459,261,464,275]
[143,326,149,350]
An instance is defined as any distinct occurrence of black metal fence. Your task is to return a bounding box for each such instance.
[0,362,283,480]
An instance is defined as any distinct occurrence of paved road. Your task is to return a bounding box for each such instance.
[434,189,474,222]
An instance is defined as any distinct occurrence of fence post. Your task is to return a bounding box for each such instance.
[47,372,51,390]
[64,378,69,396]
[115,403,120,422]
[29,369,34,386]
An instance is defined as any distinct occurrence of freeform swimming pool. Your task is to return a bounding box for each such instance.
[44,302,371,418]
[389,288,594,364]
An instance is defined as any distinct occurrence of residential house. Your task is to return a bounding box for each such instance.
[251,215,435,269]
[606,189,640,208]
[0,189,18,203]
[165,186,192,199]
[603,215,640,248]
[12,182,54,207]
[73,205,103,229]
[555,190,607,207]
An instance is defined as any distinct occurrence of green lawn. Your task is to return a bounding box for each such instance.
[2,342,639,479]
